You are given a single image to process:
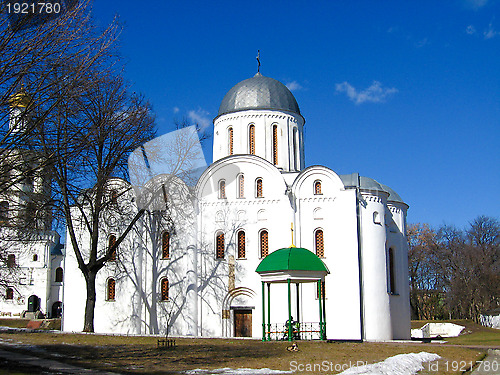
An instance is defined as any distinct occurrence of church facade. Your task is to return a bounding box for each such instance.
[62,73,411,341]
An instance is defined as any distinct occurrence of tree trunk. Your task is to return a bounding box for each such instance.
[83,270,97,332]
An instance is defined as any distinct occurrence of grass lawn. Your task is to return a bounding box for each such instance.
[0,330,489,375]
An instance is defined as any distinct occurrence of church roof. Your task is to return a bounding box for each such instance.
[217,73,301,118]
[340,173,407,205]
[256,247,329,273]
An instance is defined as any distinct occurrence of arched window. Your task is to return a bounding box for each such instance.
[388,248,396,294]
[32,254,38,262]
[249,124,255,155]
[238,174,244,198]
[228,127,234,155]
[107,278,116,301]
[7,254,15,268]
[6,287,13,300]
[216,232,225,259]
[315,229,324,258]
[219,180,226,199]
[272,124,278,165]
[0,201,8,223]
[260,230,269,258]
[108,235,117,261]
[373,211,381,224]
[314,180,322,195]
[160,278,169,301]
[55,267,63,283]
[256,178,263,198]
[293,128,298,170]
[110,190,118,206]
[237,230,246,259]
[162,231,170,259]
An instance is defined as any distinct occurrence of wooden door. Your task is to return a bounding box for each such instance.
[234,309,252,337]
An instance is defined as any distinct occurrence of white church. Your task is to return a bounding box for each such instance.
[3,72,411,341]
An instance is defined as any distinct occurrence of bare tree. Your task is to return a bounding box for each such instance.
[408,217,500,322]
[0,1,121,282]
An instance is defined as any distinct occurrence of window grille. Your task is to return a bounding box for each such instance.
[107,278,116,301]
[228,127,234,155]
[216,232,225,259]
[237,230,245,259]
[315,229,324,257]
[162,232,170,259]
[161,278,169,301]
[260,230,269,258]
[249,125,255,154]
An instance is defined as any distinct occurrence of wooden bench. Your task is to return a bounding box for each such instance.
[157,337,176,349]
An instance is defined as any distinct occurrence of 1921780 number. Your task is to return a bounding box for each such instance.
[6,2,61,14]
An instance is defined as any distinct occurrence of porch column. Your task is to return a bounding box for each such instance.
[267,282,271,341]
[261,281,265,341]
[287,278,292,341]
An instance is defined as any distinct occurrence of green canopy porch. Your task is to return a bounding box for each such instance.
[256,247,330,341]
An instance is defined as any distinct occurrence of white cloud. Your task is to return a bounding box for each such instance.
[335,81,398,104]
[173,106,180,113]
[464,0,488,9]
[188,109,211,130]
[484,23,499,39]
[466,25,477,35]
[286,81,303,91]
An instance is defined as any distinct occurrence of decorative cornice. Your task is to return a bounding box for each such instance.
[215,112,299,124]
[200,199,280,207]
[299,197,336,203]
[362,195,384,204]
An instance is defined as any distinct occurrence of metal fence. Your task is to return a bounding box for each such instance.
[264,322,325,341]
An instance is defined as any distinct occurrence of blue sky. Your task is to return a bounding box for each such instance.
[92,0,499,229]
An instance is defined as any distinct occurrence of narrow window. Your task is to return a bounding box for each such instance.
[7,254,15,268]
[260,230,269,258]
[0,201,9,224]
[228,127,234,155]
[219,180,226,199]
[256,178,263,198]
[55,267,63,282]
[216,232,225,259]
[388,248,396,294]
[238,174,244,198]
[315,229,324,258]
[314,180,322,195]
[249,125,255,155]
[237,230,246,259]
[160,278,169,301]
[316,281,326,299]
[6,288,13,300]
[162,231,170,259]
[373,211,381,224]
[32,254,38,262]
[293,128,298,170]
[108,235,117,261]
[107,278,116,301]
[111,190,118,206]
[272,124,278,165]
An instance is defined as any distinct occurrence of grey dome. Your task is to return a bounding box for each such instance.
[217,73,301,117]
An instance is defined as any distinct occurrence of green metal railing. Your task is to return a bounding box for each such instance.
[263,322,325,341]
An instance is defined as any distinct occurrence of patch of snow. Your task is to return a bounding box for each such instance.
[339,352,440,375]
[185,368,293,374]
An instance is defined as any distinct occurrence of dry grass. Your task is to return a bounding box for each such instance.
[0,330,488,375]
[411,319,500,346]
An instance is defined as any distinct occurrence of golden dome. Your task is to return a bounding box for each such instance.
[9,87,31,108]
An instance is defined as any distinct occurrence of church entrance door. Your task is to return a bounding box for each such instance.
[234,309,252,337]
